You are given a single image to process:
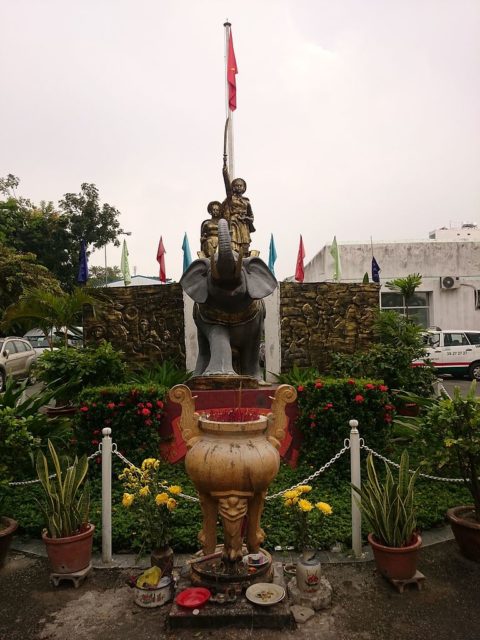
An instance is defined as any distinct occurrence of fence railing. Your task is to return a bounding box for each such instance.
[9,420,470,564]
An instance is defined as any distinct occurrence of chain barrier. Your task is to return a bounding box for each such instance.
[360,442,466,484]
[8,448,102,487]
[266,439,351,500]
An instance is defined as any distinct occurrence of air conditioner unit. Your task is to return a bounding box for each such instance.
[440,275,460,290]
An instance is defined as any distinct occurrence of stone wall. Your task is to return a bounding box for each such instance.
[280,282,380,372]
[83,284,186,368]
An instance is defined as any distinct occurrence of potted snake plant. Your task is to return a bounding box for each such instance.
[36,440,94,575]
[352,451,421,580]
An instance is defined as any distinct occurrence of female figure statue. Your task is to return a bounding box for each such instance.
[200,201,222,258]
[222,159,255,255]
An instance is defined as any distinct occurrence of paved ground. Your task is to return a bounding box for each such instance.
[1,538,479,640]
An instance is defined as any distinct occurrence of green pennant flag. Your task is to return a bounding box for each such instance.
[330,236,341,282]
[121,239,132,286]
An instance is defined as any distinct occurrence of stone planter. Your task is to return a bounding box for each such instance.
[368,532,422,580]
[447,506,480,562]
[0,516,18,568]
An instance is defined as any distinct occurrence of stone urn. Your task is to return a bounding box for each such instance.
[169,384,296,564]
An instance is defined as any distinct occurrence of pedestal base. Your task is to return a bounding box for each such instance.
[168,562,294,630]
[186,375,259,391]
[287,576,332,611]
[50,562,92,588]
[387,570,426,593]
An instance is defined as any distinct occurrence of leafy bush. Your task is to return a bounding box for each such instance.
[295,377,394,470]
[128,360,192,388]
[74,384,168,472]
[329,345,436,396]
[35,342,127,403]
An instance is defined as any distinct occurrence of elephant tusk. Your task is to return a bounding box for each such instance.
[234,247,244,280]
[211,252,220,281]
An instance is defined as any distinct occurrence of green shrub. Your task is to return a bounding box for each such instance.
[128,360,192,387]
[295,377,394,470]
[35,342,127,403]
[74,384,168,472]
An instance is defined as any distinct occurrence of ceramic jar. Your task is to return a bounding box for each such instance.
[296,550,322,593]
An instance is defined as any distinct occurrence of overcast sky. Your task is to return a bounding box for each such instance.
[2,0,479,282]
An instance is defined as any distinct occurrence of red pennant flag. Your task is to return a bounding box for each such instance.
[227,32,238,111]
[295,235,305,283]
[156,237,166,283]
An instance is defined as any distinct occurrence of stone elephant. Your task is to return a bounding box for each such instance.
[180,218,277,380]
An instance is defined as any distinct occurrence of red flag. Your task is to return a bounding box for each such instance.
[227,32,238,111]
[156,237,166,283]
[295,235,305,283]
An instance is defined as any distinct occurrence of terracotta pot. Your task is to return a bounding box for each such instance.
[368,532,422,580]
[151,545,174,576]
[447,506,480,562]
[0,516,18,568]
[42,524,95,574]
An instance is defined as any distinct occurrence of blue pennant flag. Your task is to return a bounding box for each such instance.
[371,256,381,283]
[182,232,192,273]
[268,234,277,276]
[77,239,88,284]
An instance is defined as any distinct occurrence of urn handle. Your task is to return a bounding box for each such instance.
[168,384,201,448]
[267,384,297,450]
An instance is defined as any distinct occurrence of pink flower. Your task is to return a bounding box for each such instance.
[314,381,323,389]
[80,406,89,412]
[384,404,394,411]
[146,402,152,408]
[310,422,316,428]
[309,413,316,420]
[92,429,100,435]
[378,385,388,392]
[144,419,153,426]
[141,408,151,416]
[91,439,99,446]
[323,402,333,411]
[107,402,115,410]
[156,400,164,409]
[364,383,375,390]
[137,402,144,409]
[297,385,304,392]
[347,379,356,385]
[384,414,393,423]
[354,394,365,404]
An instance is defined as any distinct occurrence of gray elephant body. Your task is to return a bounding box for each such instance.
[180,219,277,380]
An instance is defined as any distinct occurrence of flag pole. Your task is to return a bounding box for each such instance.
[370,236,374,258]
[224,20,234,179]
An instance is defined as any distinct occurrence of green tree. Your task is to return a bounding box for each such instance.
[88,265,122,287]
[2,287,99,348]
[385,273,422,320]
[0,246,62,325]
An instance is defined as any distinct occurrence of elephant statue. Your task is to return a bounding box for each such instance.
[180,218,277,380]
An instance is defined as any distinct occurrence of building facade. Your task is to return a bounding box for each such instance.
[303,225,480,330]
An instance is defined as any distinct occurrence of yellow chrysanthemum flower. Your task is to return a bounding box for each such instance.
[297,485,312,494]
[139,486,150,497]
[141,458,157,470]
[154,460,160,470]
[283,489,300,500]
[168,485,182,495]
[316,502,333,515]
[167,498,177,511]
[122,493,134,507]
[298,499,314,512]
[155,492,169,505]
[283,498,294,507]
[444,438,454,448]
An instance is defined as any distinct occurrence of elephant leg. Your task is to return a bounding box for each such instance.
[202,324,237,375]
[239,316,264,380]
[198,492,218,555]
[246,491,266,553]
[194,330,210,376]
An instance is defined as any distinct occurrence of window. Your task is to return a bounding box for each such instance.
[466,332,480,345]
[380,292,431,328]
[444,333,469,347]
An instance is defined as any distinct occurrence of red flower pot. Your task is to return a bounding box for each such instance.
[42,524,95,574]
[447,506,480,562]
[368,532,422,580]
[0,516,18,568]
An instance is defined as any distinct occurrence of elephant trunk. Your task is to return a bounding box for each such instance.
[214,219,239,282]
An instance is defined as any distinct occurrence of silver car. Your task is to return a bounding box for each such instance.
[0,337,37,392]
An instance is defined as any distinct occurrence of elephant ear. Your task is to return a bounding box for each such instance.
[179,259,209,303]
[244,257,278,299]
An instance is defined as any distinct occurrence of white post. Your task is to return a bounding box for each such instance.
[101,427,112,564]
[350,419,363,558]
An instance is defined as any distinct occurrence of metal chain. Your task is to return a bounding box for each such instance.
[8,448,102,486]
[266,439,351,501]
[112,447,200,503]
[360,442,466,483]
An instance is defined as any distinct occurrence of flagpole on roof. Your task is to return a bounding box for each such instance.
[224,20,235,179]
[370,236,374,257]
